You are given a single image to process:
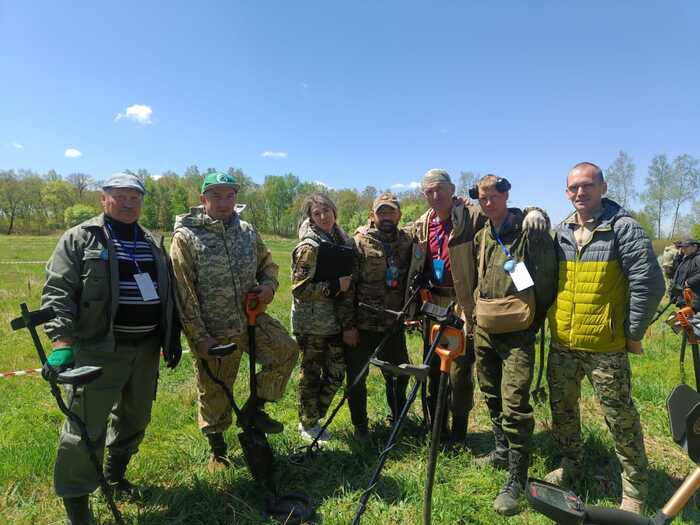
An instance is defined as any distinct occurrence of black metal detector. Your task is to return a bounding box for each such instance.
[289,274,430,462]
[422,312,465,525]
[11,304,124,525]
[528,383,700,525]
[351,301,463,525]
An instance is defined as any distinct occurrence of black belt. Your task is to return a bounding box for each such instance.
[114,328,160,345]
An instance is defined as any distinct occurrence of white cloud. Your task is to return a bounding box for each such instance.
[11,142,23,149]
[115,104,153,125]
[261,151,288,158]
[65,148,82,158]
[313,180,333,189]
[391,181,421,190]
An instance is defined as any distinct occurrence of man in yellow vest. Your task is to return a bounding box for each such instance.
[545,162,664,514]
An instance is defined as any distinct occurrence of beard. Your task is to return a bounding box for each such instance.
[378,220,397,234]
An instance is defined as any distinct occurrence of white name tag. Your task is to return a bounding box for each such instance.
[509,262,534,291]
[134,273,159,301]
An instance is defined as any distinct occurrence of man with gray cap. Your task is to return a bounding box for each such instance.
[670,239,700,310]
[405,169,548,445]
[41,172,180,524]
[348,192,414,439]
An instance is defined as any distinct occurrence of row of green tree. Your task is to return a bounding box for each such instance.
[0,152,698,239]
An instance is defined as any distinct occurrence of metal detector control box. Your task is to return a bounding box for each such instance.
[667,384,700,463]
[527,480,586,525]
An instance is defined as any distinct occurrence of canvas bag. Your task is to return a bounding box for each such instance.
[475,228,535,334]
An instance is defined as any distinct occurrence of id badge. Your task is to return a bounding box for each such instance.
[433,258,445,283]
[385,265,399,288]
[134,273,159,301]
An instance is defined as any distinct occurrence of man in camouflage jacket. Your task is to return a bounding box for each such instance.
[349,192,413,438]
[170,172,298,472]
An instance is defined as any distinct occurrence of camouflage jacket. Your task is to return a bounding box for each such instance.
[41,213,175,353]
[170,206,278,347]
[291,219,356,336]
[354,220,413,331]
[404,200,488,322]
[474,209,558,340]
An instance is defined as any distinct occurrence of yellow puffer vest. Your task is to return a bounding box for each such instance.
[548,209,628,352]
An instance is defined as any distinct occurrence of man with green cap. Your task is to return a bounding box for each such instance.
[170,171,299,472]
[41,172,181,524]
[405,168,548,446]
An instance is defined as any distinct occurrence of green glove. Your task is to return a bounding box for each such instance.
[47,347,74,367]
[43,347,74,382]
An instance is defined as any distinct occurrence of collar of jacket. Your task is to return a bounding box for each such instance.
[488,208,524,238]
[81,213,162,246]
[560,198,628,232]
[298,217,350,245]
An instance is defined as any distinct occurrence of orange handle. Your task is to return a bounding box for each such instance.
[420,289,433,305]
[684,287,694,308]
[430,325,465,373]
[245,292,266,326]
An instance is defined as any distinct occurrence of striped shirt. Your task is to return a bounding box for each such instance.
[105,217,162,336]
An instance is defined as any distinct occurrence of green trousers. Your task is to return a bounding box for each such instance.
[54,334,160,497]
[344,329,410,427]
[474,327,535,454]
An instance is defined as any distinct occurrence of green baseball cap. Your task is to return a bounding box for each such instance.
[201,171,240,193]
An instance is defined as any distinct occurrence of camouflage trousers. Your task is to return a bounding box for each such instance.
[547,344,648,499]
[426,293,475,426]
[296,333,346,428]
[474,327,535,454]
[193,313,298,434]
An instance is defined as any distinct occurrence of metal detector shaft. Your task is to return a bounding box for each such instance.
[692,344,700,392]
[351,323,448,525]
[16,304,125,525]
[422,369,449,525]
[304,285,423,452]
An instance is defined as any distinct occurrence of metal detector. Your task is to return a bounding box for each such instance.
[200,296,314,524]
[351,301,463,525]
[289,273,430,462]
[11,304,125,525]
[528,382,700,525]
[422,319,465,525]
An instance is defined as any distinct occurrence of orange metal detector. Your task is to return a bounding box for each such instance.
[422,324,465,525]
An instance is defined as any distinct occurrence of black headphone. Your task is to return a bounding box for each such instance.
[468,176,511,199]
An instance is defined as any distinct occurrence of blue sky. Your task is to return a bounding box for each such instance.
[1,1,698,221]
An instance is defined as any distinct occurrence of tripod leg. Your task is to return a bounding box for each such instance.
[422,372,449,525]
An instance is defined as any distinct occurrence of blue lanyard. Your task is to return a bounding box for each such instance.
[495,233,512,260]
[106,222,142,273]
[434,222,450,259]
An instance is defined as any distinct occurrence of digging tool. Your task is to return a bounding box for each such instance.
[532,326,547,404]
[422,321,465,525]
[11,303,124,525]
[290,274,430,461]
[351,301,463,525]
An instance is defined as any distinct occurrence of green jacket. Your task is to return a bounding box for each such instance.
[474,209,557,341]
[41,213,175,353]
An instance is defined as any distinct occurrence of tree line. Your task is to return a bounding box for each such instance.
[0,153,698,239]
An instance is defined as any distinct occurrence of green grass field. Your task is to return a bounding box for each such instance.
[1,234,698,524]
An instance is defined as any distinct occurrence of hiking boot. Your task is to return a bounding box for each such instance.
[240,399,284,434]
[207,454,231,473]
[449,413,469,446]
[298,422,331,443]
[543,458,581,490]
[493,450,528,516]
[63,495,94,525]
[620,495,644,514]
[474,424,508,470]
[104,453,150,501]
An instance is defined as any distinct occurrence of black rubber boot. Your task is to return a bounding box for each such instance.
[239,399,284,434]
[63,495,93,525]
[449,412,469,447]
[104,453,148,501]
[353,423,370,442]
[493,450,529,516]
[474,424,509,469]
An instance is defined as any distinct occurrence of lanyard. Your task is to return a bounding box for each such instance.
[434,221,451,259]
[495,233,512,260]
[106,222,142,273]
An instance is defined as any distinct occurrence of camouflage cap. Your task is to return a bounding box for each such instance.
[422,168,452,189]
[102,172,145,194]
[201,171,240,193]
[373,192,400,212]
[677,239,699,248]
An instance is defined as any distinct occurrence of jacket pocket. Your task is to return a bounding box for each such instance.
[81,250,109,302]
[76,300,109,341]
